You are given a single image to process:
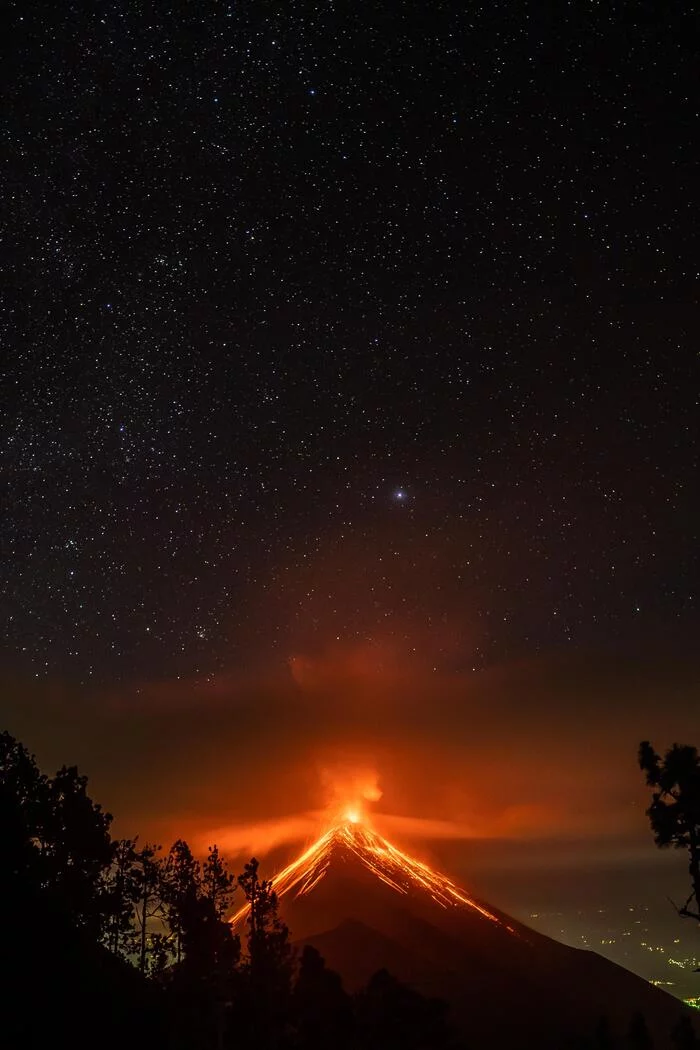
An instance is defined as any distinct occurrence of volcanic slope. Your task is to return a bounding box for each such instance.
[233,816,696,1049]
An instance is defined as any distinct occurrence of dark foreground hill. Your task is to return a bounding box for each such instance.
[3,899,164,1049]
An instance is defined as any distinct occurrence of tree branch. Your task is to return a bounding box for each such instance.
[667,892,700,922]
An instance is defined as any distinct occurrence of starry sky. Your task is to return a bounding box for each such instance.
[2,0,697,688]
[3,2,697,686]
[3,0,700,848]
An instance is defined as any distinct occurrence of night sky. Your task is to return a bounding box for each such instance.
[3,3,700,991]
[4,0,697,687]
[2,1,700,971]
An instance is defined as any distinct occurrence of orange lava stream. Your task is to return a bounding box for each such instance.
[229,812,508,930]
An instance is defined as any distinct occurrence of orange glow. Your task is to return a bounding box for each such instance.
[229,804,510,931]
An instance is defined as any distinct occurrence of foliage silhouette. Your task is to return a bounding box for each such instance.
[202,843,236,919]
[354,966,459,1050]
[639,741,700,922]
[0,738,163,1049]
[165,843,241,1050]
[165,838,201,964]
[0,731,116,930]
[238,856,295,1048]
[43,763,116,931]
[103,837,140,957]
[292,944,354,1050]
[131,841,168,973]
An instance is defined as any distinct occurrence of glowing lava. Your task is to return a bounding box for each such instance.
[229,808,508,929]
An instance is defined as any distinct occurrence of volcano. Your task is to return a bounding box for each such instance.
[233,812,696,1049]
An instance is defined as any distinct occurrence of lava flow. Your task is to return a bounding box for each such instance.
[229,803,506,928]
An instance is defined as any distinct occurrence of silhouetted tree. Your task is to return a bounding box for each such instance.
[150,930,174,978]
[102,837,140,958]
[639,741,700,921]
[0,733,116,934]
[292,945,353,1050]
[202,843,236,919]
[0,731,46,899]
[238,857,294,1048]
[41,763,116,932]
[354,967,456,1050]
[0,730,47,817]
[239,857,294,982]
[168,889,241,1050]
[131,842,168,973]
[1,733,165,1048]
[182,844,241,1049]
[164,838,201,964]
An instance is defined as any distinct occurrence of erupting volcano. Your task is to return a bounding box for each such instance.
[231,804,508,929]
[230,801,696,1049]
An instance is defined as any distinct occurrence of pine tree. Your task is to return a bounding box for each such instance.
[102,837,139,958]
[354,968,456,1050]
[166,844,240,1050]
[292,945,353,1050]
[0,734,116,935]
[164,839,201,964]
[0,731,47,899]
[238,857,294,1049]
[202,844,235,920]
[42,764,116,932]
[131,842,168,974]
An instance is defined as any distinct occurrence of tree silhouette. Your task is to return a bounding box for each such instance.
[102,837,140,958]
[354,967,457,1050]
[0,730,47,815]
[41,763,116,933]
[0,733,116,933]
[238,857,294,1049]
[0,731,46,899]
[131,842,168,973]
[0,733,165,1048]
[183,842,241,1049]
[202,843,236,920]
[639,741,700,921]
[168,888,241,1050]
[238,857,294,982]
[164,838,201,964]
[292,945,353,1050]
